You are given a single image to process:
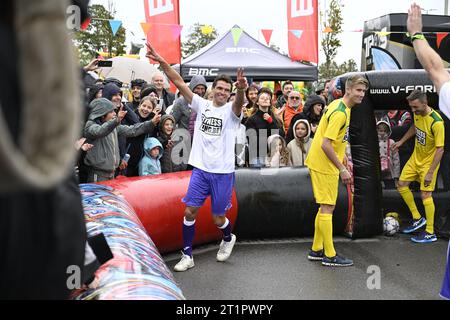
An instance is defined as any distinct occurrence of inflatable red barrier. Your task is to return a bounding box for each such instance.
[101,172,238,254]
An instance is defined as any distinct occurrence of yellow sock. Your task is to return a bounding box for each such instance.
[319,213,336,258]
[398,187,421,220]
[423,197,435,234]
[312,209,323,252]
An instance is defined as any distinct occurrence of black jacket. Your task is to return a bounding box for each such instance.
[125,111,158,177]
[245,109,283,159]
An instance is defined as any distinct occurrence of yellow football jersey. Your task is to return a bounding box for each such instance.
[305,99,350,175]
[411,109,445,167]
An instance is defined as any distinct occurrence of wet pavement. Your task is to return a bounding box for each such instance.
[163,235,448,300]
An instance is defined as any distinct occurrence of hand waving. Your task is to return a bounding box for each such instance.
[407,3,423,36]
[145,42,165,64]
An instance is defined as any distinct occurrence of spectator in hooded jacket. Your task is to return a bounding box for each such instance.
[139,137,163,176]
[377,120,400,189]
[83,98,157,182]
[287,119,312,167]
[172,75,207,131]
[88,83,103,104]
[102,83,139,173]
[157,114,188,173]
[286,94,325,143]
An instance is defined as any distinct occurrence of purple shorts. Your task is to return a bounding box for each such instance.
[182,168,235,215]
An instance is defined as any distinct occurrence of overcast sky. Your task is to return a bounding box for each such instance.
[89,0,447,68]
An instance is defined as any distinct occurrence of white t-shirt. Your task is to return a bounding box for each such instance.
[189,94,242,173]
[440,82,450,120]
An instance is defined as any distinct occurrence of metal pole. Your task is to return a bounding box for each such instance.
[445,0,448,15]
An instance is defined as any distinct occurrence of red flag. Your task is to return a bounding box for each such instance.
[261,29,273,46]
[287,0,318,63]
[143,0,181,64]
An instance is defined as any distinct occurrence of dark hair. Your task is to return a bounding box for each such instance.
[130,78,147,88]
[406,89,428,104]
[282,80,293,90]
[257,87,273,100]
[212,74,233,91]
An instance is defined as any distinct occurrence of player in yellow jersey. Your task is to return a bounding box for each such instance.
[305,75,369,267]
[392,89,445,243]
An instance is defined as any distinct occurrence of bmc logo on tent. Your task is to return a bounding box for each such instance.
[188,68,219,77]
[225,47,261,54]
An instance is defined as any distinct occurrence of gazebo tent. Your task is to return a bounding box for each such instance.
[173,26,318,82]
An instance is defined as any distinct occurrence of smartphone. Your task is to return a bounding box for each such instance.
[98,60,112,67]
[156,98,163,109]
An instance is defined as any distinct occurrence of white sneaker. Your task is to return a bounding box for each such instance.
[173,252,194,272]
[216,234,236,262]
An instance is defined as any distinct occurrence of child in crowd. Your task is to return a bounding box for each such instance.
[139,137,163,176]
[377,120,400,189]
[287,119,312,167]
[157,114,188,173]
[266,134,291,168]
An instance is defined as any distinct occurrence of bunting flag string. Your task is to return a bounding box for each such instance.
[88,17,448,37]
[86,17,448,51]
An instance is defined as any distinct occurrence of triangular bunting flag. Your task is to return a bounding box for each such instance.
[261,29,273,45]
[81,17,91,30]
[437,32,448,48]
[200,25,214,35]
[290,30,303,39]
[171,24,183,40]
[140,22,151,35]
[323,26,333,33]
[109,20,122,36]
[231,27,243,46]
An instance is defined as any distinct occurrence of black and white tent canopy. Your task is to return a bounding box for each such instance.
[173,26,318,82]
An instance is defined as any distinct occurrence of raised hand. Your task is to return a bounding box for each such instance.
[117,105,127,122]
[145,42,165,64]
[407,3,423,36]
[83,58,99,72]
[235,68,248,90]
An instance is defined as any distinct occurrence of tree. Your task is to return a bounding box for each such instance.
[337,59,358,74]
[319,0,343,80]
[182,23,218,59]
[318,59,358,79]
[73,4,126,66]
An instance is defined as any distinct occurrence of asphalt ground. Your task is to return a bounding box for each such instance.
[163,234,449,300]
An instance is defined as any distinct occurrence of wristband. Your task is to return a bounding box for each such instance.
[406,32,426,42]
[339,168,348,174]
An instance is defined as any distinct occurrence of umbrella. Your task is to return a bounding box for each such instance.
[98,56,158,85]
